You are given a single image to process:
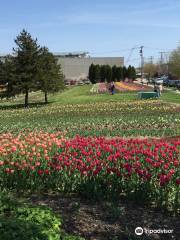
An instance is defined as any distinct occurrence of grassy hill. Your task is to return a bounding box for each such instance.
[0,85,179,137]
[1,85,180,107]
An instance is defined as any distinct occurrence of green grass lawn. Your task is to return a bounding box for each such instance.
[161,89,180,104]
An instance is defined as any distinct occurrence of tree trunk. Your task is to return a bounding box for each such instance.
[45,91,48,104]
[25,90,29,108]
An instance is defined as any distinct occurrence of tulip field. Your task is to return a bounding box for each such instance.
[0,133,180,212]
[0,85,180,239]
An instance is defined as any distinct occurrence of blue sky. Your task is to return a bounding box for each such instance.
[0,0,180,66]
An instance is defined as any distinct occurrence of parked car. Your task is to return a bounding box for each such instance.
[168,80,177,87]
[77,81,84,86]
[175,80,180,89]
[154,78,164,84]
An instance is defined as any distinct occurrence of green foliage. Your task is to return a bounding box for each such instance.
[169,45,180,78]
[13,29,42,107]
[116,66,123,81]
[105,65,112,82]
[122,66,127,80]
[0,192,84,240]
[127,65,136,80]
[37,47,64,103]
[111,65,117,81]
[0,30,65,107]
[0,192,60,240]
[100,65,107,82]
[88,63,96,83]
[89,64,135,82]
[0,56,17,99]
[94,64,101,83]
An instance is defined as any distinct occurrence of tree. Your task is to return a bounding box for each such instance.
[100,65,106,82]
[37,47,64,104]
[116,67,123,81]
[122,66,127,80]
[130,66,136,80]
[105,65,112,83]
[127,65,132,79]
[13,29,41,108]
[169,46,180,78]
[0,60,4,84]
[0,56,17,98]
[89,64,96,83]
[143,63,158,79]
[94,64,101,83]
[112,65,117,82]
[126,65,136,80]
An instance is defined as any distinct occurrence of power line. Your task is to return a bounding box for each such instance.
[125,46,139,64]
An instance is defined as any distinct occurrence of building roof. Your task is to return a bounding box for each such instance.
[53,51,89,57]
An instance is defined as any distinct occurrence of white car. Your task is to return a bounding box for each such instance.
[155,78,164,84]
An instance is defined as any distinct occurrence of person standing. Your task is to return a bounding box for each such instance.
[159,84,163,96]
[111,82,115,95]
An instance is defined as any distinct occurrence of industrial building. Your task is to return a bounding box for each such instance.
[0,52,124,81]
[55,52,124,81]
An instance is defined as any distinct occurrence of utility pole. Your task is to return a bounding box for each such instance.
[159,52,164,65]
[139,46,144,84]
[159,51,169,76]
[164,52,170,76]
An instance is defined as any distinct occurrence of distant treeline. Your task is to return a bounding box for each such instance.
[89,64,136,83]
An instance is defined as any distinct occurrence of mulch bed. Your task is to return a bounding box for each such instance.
[31,194,180,240]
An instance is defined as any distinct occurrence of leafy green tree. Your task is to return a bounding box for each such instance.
[143,63,158,79]
[37,47,65,104]
[13,29,41,108]
[169,46,180,78]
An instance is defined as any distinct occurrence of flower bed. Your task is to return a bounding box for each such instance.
[90,83,107,94]
[98,82,107,93]
[0,134,179,212]
[115,82,152,91]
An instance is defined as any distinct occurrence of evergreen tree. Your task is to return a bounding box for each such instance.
[89,64,96,83]
[0,56,17,98]
[94,64,101,83]
[127,65,132,79]
[0,60,3,84]
[13,29,41,108]
[105,65,112,83]
[100,65,106,82]
[131,66,136,80]
[37,47,64,104]
[112,65,117,82]
[116,66,123,81]
[122,66,127,80]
